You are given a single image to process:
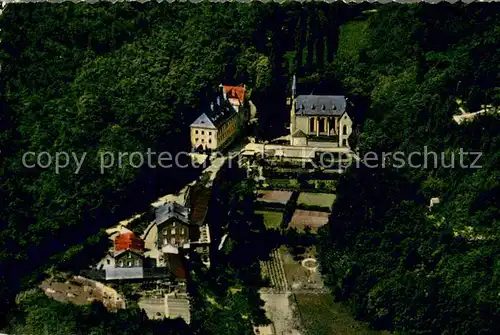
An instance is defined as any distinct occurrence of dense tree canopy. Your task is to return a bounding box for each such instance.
[318,3,500,334]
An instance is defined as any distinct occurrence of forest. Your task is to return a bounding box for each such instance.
[1,1,499,334]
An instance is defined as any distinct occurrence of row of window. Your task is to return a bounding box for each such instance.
[164,237,186,245]
[195,130,212,136]
[195,138,212,144]
[117,259,141,267]
[308,119,349,135]
[169,227,185,235]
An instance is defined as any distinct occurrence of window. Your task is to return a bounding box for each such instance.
[180,228,184,235]
[171,228,176,234]
[119,261,124,267]
[195,130,198,134]
[309,118,315,133]
[135,259,140,267]
[209,139,212,144]
[195,138,198,142]
[107,259,110,265]
[127,261,132,267]
[128,253,131,259]
[343,125,348,135]
[209,131,212,135]
[171,237,176,244]
[202,131,204,135]
[202,139,205,142]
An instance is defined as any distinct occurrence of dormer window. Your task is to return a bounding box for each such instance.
[332,104,337,111]
[300,104,304,109]
[311,105,315,110]
[321,105,325,110]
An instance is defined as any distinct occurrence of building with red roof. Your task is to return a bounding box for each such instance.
[114,231,145,253]
[222,84,246,104]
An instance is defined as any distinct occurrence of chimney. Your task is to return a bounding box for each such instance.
[292,75,296,97]
[216,96,220,106]
[210,102,214,111]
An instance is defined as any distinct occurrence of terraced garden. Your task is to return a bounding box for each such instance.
[260,249,288,292]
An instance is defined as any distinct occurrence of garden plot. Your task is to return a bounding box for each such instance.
[260,248,288,292]
[256,190,293,204]
[294,293,386,335]
[288,210,329,233]
[255,210,283,229]
[297,192,336,209]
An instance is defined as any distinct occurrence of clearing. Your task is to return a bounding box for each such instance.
[297,192,336,209]
[294,293,388,335]
[255,210,284,229]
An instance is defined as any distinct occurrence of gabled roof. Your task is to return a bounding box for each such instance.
[114,248,144,258]
[156,209,190,226]
[295,95,347,116]
[190,95,237,129]
[114,232,145,253]
[292,129,307,138]
[190,113,216,129]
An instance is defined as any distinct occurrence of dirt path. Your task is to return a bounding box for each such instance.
[259,291,302,335]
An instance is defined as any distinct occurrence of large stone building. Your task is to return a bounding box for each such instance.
[288,75,353,148]
[190,84,248,151]
[149,182,212,267]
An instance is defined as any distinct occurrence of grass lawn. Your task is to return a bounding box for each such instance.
[297,192,336,208]
[255,210,283,229]
[294,293,387,335]
[263,178,300,190]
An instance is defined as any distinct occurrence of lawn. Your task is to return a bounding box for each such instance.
[256,190,293,204]
[255,210,283,229]
[297,192,336,208]
[262,178,300,190]
[294,293,387,335]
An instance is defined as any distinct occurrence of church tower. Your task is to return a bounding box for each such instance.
[289,75,297,141]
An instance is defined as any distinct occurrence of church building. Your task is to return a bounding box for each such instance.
[288,75,353,148]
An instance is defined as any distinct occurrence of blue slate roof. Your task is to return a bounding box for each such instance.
[295,95,347,116]
[190,94,236,129]
[190,113,216,129]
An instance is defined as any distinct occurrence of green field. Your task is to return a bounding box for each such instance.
[294,293,387,335]
[297,192,336,208]
[255,210,283,229]
[263,178,300,190]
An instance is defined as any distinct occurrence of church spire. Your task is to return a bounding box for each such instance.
[291,74,296,97]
